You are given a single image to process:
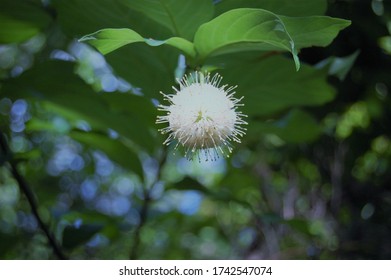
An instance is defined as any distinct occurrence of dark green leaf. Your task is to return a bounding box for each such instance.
[166,177,212,193]
[2,60,156,152]
[0,0,51,43]
[105,44,178,100]
[284,218,312,237]
[62,224,103,250]
[168,177,253,210]
[248,109,322,143]
[379,36,391,55]
[218,55,336,116]
[53,0,147,37]
[70,130,143,177]
[215,0,328,17]
[121,0,214,40]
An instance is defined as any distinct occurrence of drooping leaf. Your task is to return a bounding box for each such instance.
[121,0,214,40]
[70,130,143,177]
[194,8,300,70]
[79,28,145,55]
[0,0,51,43]
[214,0,328,17]
[79,28,196,58]
[248,109,322,143]
[218,55,336,116]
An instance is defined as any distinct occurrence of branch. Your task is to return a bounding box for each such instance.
[129,149,167,259]
[0,132,67,260]
[129,189,151,260]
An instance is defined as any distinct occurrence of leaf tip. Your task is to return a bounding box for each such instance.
[78,35,96,43]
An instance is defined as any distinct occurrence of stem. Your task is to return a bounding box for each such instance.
[129,149,167,259]
[129,190,150,260]
[0,132,67,260]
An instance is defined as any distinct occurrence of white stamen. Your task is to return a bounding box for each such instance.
[156,72,247,161]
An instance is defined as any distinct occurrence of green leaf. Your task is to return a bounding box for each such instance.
[167,177,253,210]
[194,8,300,70]
[121,0,214,40]
[105,44,178,100]
[379,36,391,55]
[214,0,328,17]
[316,50,360,81]
[166,177,212,193]
[102,92,157,128]
[249,109,322,143]
[52,0,164,38]
[80,28,196,58]
[62,224,104,250]
[283,218,312,237]
[280,15,351,49]
[194,8,350,69]
[2,60,156,152]
[0,0,51,43]
[79,28,144,55]
[218,55,335,116]
[70,130,143,177]
[0,233,21,256]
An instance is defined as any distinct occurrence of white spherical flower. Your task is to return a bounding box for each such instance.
[156,72,247,161]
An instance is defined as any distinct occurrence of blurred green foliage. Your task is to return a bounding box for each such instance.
[0,0,390,260]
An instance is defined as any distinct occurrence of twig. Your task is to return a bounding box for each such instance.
[129,189,150,260]
[129,149,167,259]
[0,132,67,260]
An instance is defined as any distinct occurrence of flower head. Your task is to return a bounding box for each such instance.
[156,72,247,161]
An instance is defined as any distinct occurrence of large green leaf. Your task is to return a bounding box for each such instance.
[70,130,143,177]
[53,0,174,39]
[248,109,322,143]
[194,8,300,69]
[102,92,157,127]
[214,0,328,17]
[54,0,178,100]
[217,55,336,116]
[1,60,156,152]
[280,15,351,49]
[121,0,214,40]
[194,8,350,69]
[104,44,178,100]
[0,0,51,43]
[79,28,196,58]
